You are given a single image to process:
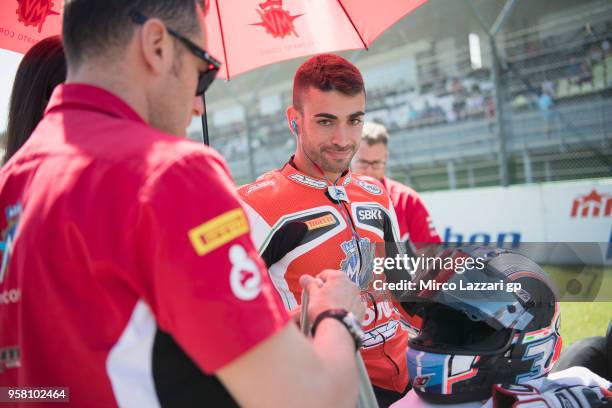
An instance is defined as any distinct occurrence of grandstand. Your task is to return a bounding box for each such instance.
[188,0,612,190]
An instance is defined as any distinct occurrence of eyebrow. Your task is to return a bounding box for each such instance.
[313,111,365,120]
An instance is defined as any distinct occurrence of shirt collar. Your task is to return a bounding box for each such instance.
[45,83,146,124]
[380,177,389,188]
[281,156,352,189]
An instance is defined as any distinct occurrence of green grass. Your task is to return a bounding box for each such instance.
[541,265,611,350]
[559,302,611,349]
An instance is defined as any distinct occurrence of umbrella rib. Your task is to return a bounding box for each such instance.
[215,0,231,80]
[335,0,368,50]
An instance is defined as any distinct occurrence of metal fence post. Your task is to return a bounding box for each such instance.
[244,109,257,182]
[490,37,510,187]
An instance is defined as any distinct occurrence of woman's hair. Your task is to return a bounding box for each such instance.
[3,36,66,164]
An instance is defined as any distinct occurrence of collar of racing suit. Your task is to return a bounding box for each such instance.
[283,156,352,189]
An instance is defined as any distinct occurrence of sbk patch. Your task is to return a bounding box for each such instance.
[357,207,383,221]
[354,205,386,237]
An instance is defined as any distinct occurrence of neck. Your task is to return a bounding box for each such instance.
[293,150,342,182]
[66,61,150,124]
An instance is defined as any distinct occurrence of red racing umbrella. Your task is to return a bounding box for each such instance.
[204,0,428,80]
[0,0,63,54]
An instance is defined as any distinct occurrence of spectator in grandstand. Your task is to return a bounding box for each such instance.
[466,84,485,117]
[3,36,65,164]
[407,102,419,123]
[542,79,556,98]
[538,88,555,137]
[602,39,611,55]
[485,96,496,132]
[450,77,465,94]
[237,54,412,407]
[451,79,468,120]
[566,56,582,80]
[589,43,604,64]
[578,60,593,85]
[0,1,365,407]
[352,122,441,247]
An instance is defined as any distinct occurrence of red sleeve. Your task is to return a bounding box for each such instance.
[406,191,442,245]
[138,150,289,374]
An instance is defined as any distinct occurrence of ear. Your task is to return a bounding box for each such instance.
[286,105,300,137]
[138,18,173,76]
[192,96,204,117]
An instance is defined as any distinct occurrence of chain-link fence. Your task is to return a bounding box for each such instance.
[192,0,612,190]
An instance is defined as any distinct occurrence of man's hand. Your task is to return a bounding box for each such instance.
[300,270,365,322]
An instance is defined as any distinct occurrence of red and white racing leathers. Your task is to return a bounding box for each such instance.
[238,160,411,393]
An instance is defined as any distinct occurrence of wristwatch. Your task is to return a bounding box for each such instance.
[311,309,365,350]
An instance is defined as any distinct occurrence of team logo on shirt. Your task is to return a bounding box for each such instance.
[356,180,383,195]
[304,214,336,231]
[0,203,23,285]
[288,173,327,189]
[246,180,275,195]
[0,346,20,373]
[188,209,249,256]
[229,245,262,301]
[0,288,21,305]
[340,237,375,290]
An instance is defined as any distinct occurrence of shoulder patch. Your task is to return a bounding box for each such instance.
[188,208,249,256]
[288,173,327,189]
[229,244,262,301]
[245,180,275,195]
[356,179,383,195]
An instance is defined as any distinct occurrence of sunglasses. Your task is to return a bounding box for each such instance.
[129,10,221,96]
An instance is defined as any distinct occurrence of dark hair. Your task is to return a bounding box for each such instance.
[293,53,365,111]
[62,0,203,66]
[3,36,66,164]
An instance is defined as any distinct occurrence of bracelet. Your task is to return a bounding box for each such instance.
[311,309,365,350]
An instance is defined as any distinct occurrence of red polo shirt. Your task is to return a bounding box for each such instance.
[381,177,441,246]
[0,84,289,407]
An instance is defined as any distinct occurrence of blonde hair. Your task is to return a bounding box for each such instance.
[361,122,388,146]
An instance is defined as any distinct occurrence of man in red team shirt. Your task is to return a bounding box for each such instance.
[352,122,441,247]
[0,1,365,407]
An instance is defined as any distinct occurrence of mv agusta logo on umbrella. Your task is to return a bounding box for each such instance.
[251,0,304,39]
[15,0,59,33]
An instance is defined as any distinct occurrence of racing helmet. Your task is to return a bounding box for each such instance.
[404,247,562,404]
